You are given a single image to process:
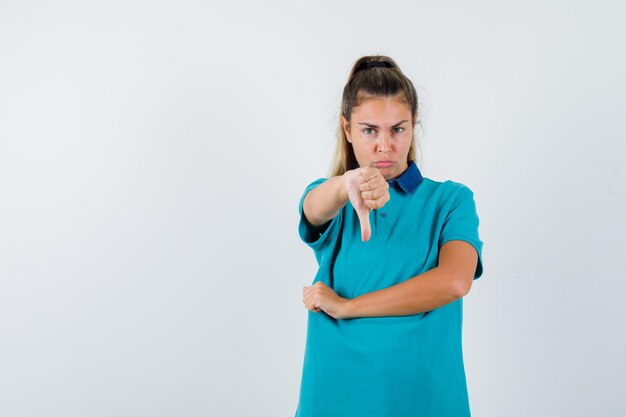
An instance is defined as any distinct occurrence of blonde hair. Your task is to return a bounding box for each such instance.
[328,55,422,177]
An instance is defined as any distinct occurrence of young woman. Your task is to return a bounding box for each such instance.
[295,55,485,417]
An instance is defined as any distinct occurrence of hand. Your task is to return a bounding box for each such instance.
[342,167,391,242]
[303,282,350,320]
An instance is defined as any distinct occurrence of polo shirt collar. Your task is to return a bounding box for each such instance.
[387,160,424,194]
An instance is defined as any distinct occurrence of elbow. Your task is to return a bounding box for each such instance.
[452,274,473,299]
[303,194,322,226]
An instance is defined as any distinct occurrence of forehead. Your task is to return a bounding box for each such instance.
[351,95,412,121]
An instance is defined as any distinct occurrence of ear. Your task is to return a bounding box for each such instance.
[341,116,351,142]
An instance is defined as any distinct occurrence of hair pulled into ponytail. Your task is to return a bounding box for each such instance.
[329,55,421,177]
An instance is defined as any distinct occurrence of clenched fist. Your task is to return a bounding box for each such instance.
[303,281,350,319]
[342,167,391,242]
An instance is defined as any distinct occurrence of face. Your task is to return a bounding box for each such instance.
[341,94,415,180]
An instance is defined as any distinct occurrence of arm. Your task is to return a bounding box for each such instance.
[341,240,478,318]
[303,175,349,226]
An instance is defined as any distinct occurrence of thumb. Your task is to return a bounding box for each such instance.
[356,206,371,242]
[344,167,373,242]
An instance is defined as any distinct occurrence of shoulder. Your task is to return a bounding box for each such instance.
[419,177,475,198]
[305,177,328,189]
[300,177,330,195]
[299,177,329,205]
[443,179,475,196]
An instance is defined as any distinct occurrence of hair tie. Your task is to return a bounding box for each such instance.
[354,60,393,75]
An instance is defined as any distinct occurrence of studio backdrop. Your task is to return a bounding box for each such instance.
[0,1,624,416]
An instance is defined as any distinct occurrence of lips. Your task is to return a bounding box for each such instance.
[374,161,394,167]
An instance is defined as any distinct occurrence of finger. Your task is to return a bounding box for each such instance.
[364,180,390,207]
[359,174,383,191]
[361,167,382,183]
[304,291,319,310]
[306,299,320,312]
[365,192,390,209]
[361,188,381,200]
[358,168,379,186]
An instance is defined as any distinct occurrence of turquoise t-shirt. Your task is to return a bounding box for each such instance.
[294,161,484,417]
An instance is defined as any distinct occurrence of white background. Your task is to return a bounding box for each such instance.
[1,1,624,416]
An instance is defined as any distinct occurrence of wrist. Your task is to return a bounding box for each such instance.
[338,173,349,204]
[339,298,354,319]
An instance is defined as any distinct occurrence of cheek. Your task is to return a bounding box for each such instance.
[353,140,371,152]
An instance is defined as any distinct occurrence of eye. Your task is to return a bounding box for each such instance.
[363,128,376,135]
[394,127,405,133]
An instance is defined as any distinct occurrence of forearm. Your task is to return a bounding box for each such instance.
[303,175,349,226]
[342,267,463,319]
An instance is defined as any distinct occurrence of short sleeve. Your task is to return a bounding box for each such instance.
[298,178,343,251]
[438,184,484,280]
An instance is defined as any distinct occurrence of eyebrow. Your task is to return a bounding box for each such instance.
[357,120,409,128]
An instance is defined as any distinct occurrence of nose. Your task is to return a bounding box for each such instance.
[377,131,391,153]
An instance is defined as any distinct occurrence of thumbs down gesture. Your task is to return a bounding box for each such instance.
[342,167,391,242]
